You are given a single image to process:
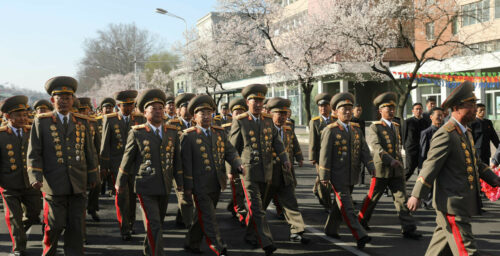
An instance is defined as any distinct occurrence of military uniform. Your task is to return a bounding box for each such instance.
[230,84,289,254]
[116,89,182,256]
[223,98,248,225]
[100,90,146,238]
[309,93,334,210]
[27,76,98,256]
[96,97,115,194]
[182,95,242,255]
[411,82,500,256]
[33,99,54,114]
[213,102,232,126]
[0,96,42,255]
[358,92,420,238]
[262,97,308,243]
[318,93,375,249]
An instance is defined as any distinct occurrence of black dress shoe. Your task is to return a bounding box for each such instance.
[403,230,422,240]
[264,245,277,256]
[325,233,341,239]
[360,220,371,231]
[357,235,372,249]
[220,248,228,256]
[244,238,258,248]
[290,233,311,244]
[88,210,100,222]
[184,245,203,254]
[121,233,131,241]
[9,251,23,256]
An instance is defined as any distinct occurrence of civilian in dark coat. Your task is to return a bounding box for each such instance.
[351,104,366,136]
[403,103,426,180]
[421,97,437,128]
[470,103,499,164]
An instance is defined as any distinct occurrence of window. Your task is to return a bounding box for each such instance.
[462,0,490,26]
[426,22,434,40]
[452,16,458,35]
[496,0,500,18]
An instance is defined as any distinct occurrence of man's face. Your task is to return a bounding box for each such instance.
[36,108,49,114]
[166,102,176,116]
[336,105,353,123]
[477,106,486,119]
[79,108,90,116]
[102,106,113,115]
[353,106,362,118]
[430,110,444,127]
[221,108,229,116]
[247,98,264,116]
[180,106,191,121]
[318,104,331,117]
[144,102,164,125]
[194,109,213,128]
[232,109,245,117]
[379,105,395,120]
[412,104,423,118]
[426,100,436,111]
[51,93,73,114]
[6,110,29,128]
[455,101,477,124]
[118,103,135,116]
[272,111,287,127]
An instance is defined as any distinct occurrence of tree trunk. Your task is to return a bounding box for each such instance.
[301,80,313,124]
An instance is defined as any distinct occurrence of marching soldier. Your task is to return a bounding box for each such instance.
[182,95,243,256]
[263,97,310,244]
[0,95,42,256]
[318,92,374,249]
[27,76,98,256]
[213,102,232,126]
[309,93,334,211]
[100,90,146,241]
[230,84,291,256]
[33,99,53,115]
[357,92,421,240]
[223,98,248,226]
[78,97,102,221]
[116,89,183,256]
[164,93,176,121]
[169,93,196,228]
[408,81,500,255]
[96,97,115,195]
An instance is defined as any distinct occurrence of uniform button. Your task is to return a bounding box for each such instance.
[68,156,72,160]
[23,159,26,162]
[67,147,71,150]
[69,165,72,169]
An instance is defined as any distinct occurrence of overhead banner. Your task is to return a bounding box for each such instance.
[393,71,500,88]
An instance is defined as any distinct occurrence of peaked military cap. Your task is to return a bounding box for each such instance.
[78,97,92,109]
[229,98,247,112]
[221,102,229,109]
[175,93,196,108]
[267,97,291,113]
[114,90,138,104]
[441,81,478,109]
[99,97,116,108]
[137,89,167,113]
[45,76,78,96]
[242,84,267,100]
[1,95,29,114]
[314,93,332,105]
[165,93,175,104]
[188,95,216,115]
[373,92,397,109]
[33,99,53,111]
[330,92,355,110]
[72,98,80,113]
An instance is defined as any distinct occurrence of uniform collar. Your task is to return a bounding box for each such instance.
[56,111,70,123]
[249,112,260,121]
[8,125,22,136]
[381,118,392,127]
[451,117,467,134]
[321,114,330,123]
[338,119,349,130]
[148,123,162,137]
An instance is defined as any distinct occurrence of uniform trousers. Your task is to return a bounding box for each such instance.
[425,211,476,256]
[113,170,136,235]
[241,179,273,248]
[173,179,194,227]
[137,194,168,256]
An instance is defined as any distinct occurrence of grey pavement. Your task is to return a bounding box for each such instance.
[1,141,500,255]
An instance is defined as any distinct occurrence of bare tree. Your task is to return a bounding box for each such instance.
[77,23,162,92]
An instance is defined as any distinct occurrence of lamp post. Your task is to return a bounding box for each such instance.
[115,47,139,90]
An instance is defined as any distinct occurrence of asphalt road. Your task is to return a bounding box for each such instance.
[1,142,500,256]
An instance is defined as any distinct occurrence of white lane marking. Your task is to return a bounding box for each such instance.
[304,226,371,256]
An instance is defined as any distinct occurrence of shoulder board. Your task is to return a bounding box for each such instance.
[105,113,118,118]
[132,112,144,117]
[212,125,224,131]
[311,116,321,121]
[168,119,180,123]
[73,113,90,120]
[95,116,103,120]
[351,122,360,127]
[0,126,7,132]
[286,120,293,124]
[236,112,249,120]
[261,113,272,118]
[184,127,197,133]
[444,122,456,133]
[164,124,177,130]
[36,112,53,119]
[222,123,232,128]
[214,115,221,119]
[373,121,383,125]
[393,122,400,126]
[132,124,147,130]
[24,125,32,130]
[327,122,339,129]
[227,116,233,119]
[163,116,168,120]
[283,125,292,131]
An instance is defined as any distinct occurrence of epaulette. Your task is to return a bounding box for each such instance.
[36,112,53,119]
[212,125,224,130]
[164,124,177,130]
[132,112,144,117]
[351,122,360,127]
[283,125,292,131]
[104,112,118,118]
[0,126,7,132]
[262,113,272,118]
[214,115,221,120]
[95,116,103,120]
[311,116,321,121]
[393,122,400,126]
[184,127,197,133]
[168,119,181,123]
[236,112,249,120]
[24,125,32,130]
[222,123,232,128]
[286,120,293,124]
[132,124,147,130]
[327,122,339,128]
[373,121,383,125]
[73,113,90,120]
[445,122,455,133]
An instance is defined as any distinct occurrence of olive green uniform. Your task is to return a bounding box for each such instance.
[28,111,98,256]
[87,116,101,214]
[0,125,42,254]
[100,111,146,235]
[182,124,241,254]
[213,114,232,126]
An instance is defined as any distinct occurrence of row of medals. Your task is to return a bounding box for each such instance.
[50,123,85,164]
[335,132,361,162]
[272,131,291,164]
[382,130,397,154]
[463,141,476,190]
[141,137,176,174]
[249,127,272,162]
[197,131,225,172]
[6,142,26,171]
[114,124,124,149]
